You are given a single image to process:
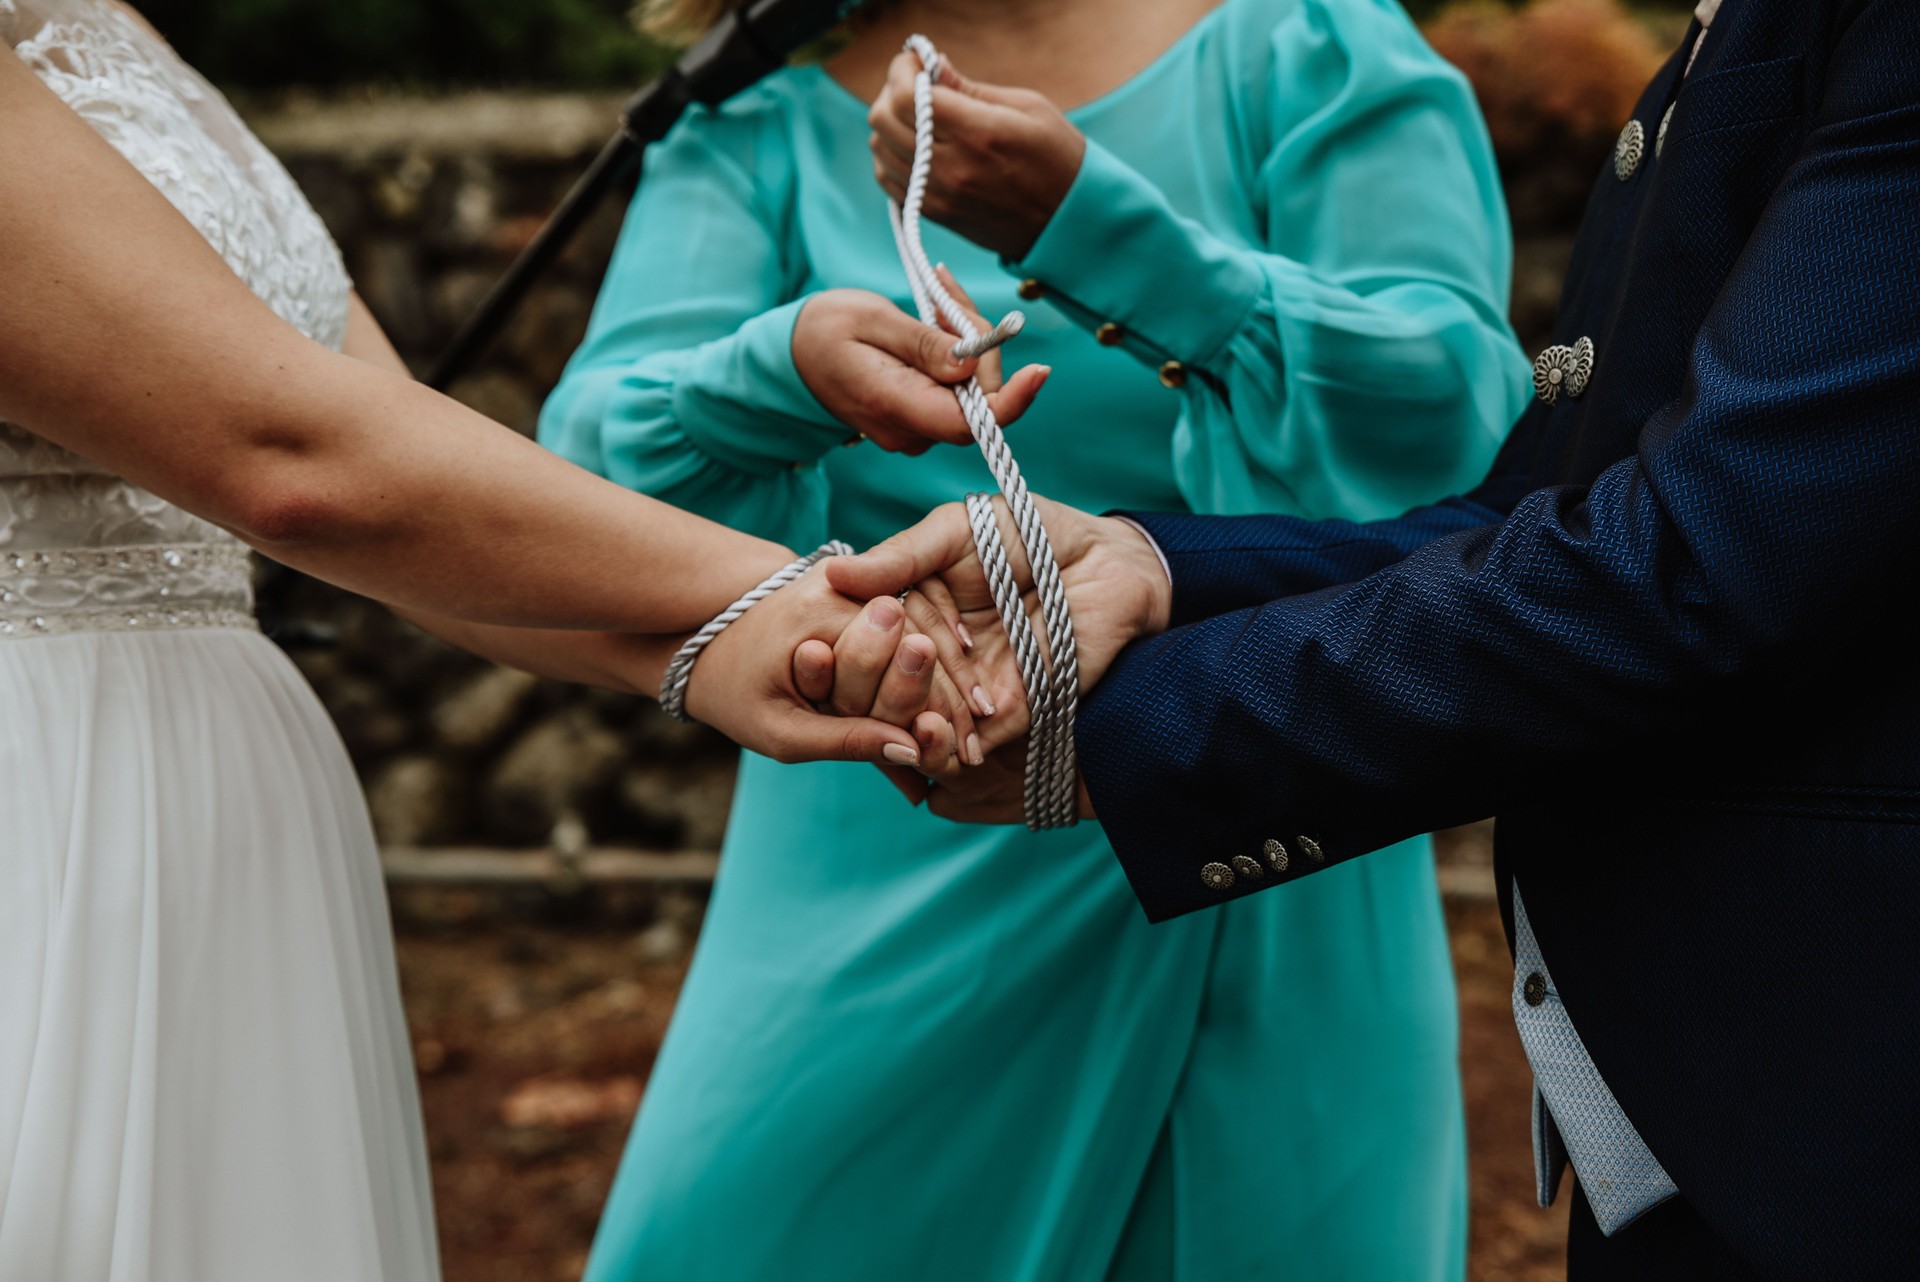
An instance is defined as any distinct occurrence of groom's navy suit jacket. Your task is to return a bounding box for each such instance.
[1079,1,1920,1275]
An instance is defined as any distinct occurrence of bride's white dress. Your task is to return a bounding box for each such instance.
[0,1,440,1277]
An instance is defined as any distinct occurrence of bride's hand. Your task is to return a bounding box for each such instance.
[682,560,985,770]
[793,289,1049,453]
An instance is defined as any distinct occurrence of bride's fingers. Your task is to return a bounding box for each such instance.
[793,638,835,706]
[926,666,981,760]
[911,576,970,650]
[766,708,923,768]
[829,594,906,716]
[903,588,992,718]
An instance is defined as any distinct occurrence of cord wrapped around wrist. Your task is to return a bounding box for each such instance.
[660,541,853,723]
[891,34,1080,829]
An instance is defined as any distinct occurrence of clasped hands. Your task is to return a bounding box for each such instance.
[680,494,1169,826]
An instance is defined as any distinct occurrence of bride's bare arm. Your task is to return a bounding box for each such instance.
[0,54,784,635]
[0,56,988,764]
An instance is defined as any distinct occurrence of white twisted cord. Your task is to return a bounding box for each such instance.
[660,541,854,723]
[892,34,1079,829]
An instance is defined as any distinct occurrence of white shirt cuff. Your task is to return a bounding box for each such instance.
[1113,516,1174,590]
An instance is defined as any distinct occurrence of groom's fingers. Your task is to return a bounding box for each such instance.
[870,632,937,726]
[829,594,907,716]
[793,638,835,706]
[913,709,961,773]
[827,503,977,601]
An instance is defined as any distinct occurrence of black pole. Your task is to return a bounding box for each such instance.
[426,73,693,392]
[426,0,864,391]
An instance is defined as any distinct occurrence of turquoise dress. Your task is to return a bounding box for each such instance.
[541,0,1531,1276]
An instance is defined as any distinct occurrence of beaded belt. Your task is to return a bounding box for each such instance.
[0,542,256,638]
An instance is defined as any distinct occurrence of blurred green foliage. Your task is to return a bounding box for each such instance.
[138,0,673,89]
[138,0,1702,90]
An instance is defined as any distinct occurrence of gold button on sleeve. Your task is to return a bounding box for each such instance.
[1017,278,1045,301]
[1158,360,1187,389]
[1095,321,1125,346]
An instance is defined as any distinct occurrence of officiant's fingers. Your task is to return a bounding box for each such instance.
[986,364,1049,428]
[793,638,835,706]
[828,594,907,717]
[931,265,1004,391]
[922,272,1057,429]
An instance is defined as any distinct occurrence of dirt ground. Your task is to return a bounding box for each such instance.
[395,883,1566,1282]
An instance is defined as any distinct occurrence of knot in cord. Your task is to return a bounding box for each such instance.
[889,33,1080,829]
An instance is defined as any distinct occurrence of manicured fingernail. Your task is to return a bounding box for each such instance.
[956,621,975,650]
[967,733,983,766]
[972,685,997,717]
[868,596,901,630]
[883,743,919,766]
[898,643,928,676]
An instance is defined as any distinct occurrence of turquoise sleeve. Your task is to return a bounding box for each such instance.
[1007,0,1533,519]
[537,101,843,549]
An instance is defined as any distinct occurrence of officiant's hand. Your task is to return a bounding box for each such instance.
[793,289,1048,454]
[686,558,987,770]
[868,52,1084,260]
[805,495,1172,810]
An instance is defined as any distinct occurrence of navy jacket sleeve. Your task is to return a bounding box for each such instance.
[1080,1,1920,922]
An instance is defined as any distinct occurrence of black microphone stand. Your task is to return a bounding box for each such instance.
[425,78,683,391]
[428,0,861,391]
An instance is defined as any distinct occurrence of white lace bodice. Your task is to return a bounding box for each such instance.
[0,0,350,637]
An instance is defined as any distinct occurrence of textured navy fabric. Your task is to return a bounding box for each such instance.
[1078,2,1920,1277]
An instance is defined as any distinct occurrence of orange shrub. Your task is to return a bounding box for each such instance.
[1425,0,1668,165]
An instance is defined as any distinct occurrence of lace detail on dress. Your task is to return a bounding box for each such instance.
[2,0,348,349]
[1,0,351,637]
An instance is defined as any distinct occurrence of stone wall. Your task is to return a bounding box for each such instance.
[239,83,1603,853]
